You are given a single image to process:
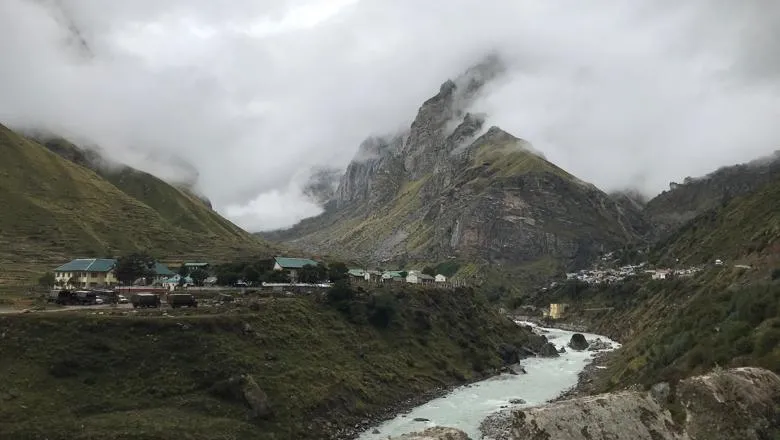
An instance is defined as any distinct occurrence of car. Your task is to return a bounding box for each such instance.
[95,297,104,305]
[117,295,129,304]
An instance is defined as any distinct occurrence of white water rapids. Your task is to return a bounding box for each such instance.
[358,323,619,439]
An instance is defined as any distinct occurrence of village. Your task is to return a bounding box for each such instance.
[41,255,461,308]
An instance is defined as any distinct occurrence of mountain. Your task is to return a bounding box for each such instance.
[0,123,274,295]
[265,59,649,286]
[645,150,780,236]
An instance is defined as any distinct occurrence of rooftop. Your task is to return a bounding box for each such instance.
[274,256,319,269]
[54,258,116,273]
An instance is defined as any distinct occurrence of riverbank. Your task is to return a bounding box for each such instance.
[357,326,619,439]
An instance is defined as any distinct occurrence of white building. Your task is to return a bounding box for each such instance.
[435,274,447,283]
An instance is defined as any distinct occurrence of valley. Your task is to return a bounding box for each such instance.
[1,51,779,440]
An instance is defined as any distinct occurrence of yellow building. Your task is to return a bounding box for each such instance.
[549,303,569,320]
[54,258,118,288]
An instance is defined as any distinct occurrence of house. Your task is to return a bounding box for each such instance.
[364,270,382,282]
[54,258,117,288]
[381,271,405,282]
[273,256,319,282]
[152,263,175,283]
[652,269,671,280]
[183,262,210,272]
[435,274,447,283]
[347,268,366,280]
[162,274,194,291]
[406,271,435,284]
[549,303,569,320]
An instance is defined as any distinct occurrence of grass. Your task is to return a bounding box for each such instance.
[0,286,541,440]
[0,124,275,301]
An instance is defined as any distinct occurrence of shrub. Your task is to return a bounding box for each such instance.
[368,292,399,328]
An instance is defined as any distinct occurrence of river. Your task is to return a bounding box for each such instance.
[357,323,620,439]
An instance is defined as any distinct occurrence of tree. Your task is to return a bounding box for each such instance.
[242,266,260,284]
[267,269,291,283]
[299,264,327,284]
[399,271,409,278]
[178,264,189,277]
[115,253,156,285]
[328,262,349,282]
[422,266,436,277]
[191,268,209,286]
[38,272,56,288]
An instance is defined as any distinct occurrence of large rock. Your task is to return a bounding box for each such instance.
[479,367,780,440]
[389,427,471,440]
[568,333,589,350]
[209,374,273,420]
[497,343,520,364]
[538,342,560,357]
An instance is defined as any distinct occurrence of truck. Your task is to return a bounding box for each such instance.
[169,293,198,309]
[50,289,79,305]
[131,293,161,309]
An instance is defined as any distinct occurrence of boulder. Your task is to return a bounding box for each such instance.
[538,342,560,357]
[497,343,520,365]
[587,338,612,351]
[650,382,671,403]
[568,333,589,350]
[209,374,273,420]
[509,398,526,404]
[558,346,566,353]
[389,427,471,439]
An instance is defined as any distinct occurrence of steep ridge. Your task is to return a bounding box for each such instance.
[0,124,274,294]
[39,137,242,238]
[645,150,780,236]
[266,59,649,283]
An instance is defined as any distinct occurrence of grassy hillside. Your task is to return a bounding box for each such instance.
[530,177,780,391]
[0,124,274,300]
[0,287,545,440]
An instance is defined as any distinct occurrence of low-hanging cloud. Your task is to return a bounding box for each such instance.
[1,0,779,231]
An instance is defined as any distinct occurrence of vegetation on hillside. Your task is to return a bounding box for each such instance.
[529,177,780,392]
[0,124,274,300]
[0,286,545,440]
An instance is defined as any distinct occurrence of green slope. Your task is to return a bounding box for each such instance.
[532,176,780,391]
[0,287,546,440]
[0,124,274,297]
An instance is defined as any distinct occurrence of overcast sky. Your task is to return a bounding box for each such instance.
[1,0,779,231]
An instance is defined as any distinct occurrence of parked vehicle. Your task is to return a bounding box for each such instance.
[131,293,161,308]
[169,293,198,308]
[51,290,79,305]
[75,290,98,305]
[117,295,129,304]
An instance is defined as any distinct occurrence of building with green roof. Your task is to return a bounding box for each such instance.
[54,258,117,288]
[273,256,320,283]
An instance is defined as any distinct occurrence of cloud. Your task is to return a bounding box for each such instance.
[1,0,779,231]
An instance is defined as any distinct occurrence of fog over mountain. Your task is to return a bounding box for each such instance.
[1,0,779,231]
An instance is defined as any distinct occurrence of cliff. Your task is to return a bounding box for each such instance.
[395,367,779,440]
[264,57,649,283]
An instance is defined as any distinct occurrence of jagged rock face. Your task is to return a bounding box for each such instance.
[646,150,780,236]
[303,166,343,207]
[270,57,649,269]
[479,367,780,440]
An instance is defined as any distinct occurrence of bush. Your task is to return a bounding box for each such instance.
[368,292,399,328]
[326,281,355,305]
[772,268,780,280]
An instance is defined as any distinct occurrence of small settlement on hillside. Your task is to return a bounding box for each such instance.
[51,256,456,290]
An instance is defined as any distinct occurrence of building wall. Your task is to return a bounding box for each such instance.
[55,270,117,287]
[549,303,569,320]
